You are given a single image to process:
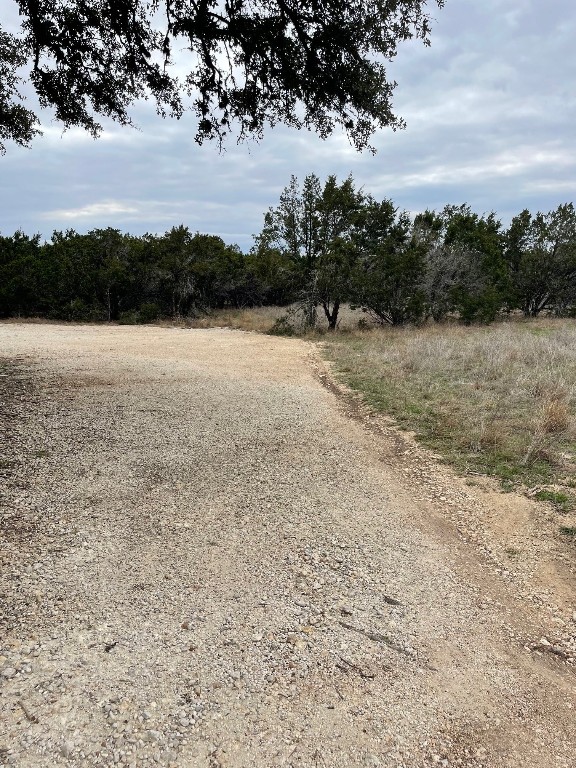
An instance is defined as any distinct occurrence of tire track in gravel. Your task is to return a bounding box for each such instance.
[1,323,575,768]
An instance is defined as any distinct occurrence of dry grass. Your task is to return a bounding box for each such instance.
[323,319,576,495]
[181,304,366,334]
[183,306,286,333]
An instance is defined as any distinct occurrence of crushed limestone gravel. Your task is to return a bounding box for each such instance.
[1,323,575,768]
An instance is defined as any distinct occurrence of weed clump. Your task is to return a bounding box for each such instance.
[534,489,574,512]
[267,315,296,337]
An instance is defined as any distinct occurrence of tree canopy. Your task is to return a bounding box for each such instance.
[2,0,444,153]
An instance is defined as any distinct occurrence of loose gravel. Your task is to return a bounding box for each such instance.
[1,323,575,768]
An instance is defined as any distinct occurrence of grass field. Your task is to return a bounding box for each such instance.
[322,319,576,506]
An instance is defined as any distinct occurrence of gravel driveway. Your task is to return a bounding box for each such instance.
[1,324,575,768]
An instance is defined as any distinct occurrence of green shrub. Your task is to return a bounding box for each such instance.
[65,299,107,322]
[118,310,139,325]
[138,302,160,323]
[267,315,295,336]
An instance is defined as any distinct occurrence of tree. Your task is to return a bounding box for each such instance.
[0,29,41,152]
[154,225,198,317]
[428,205,505,324]
[190,233,252,309]
[506,204,576,317]
[245,244,298,306]
[0,230,42,316]
[256,174,323,275]
[314,175,365,328]
[91,228,135,321]
[2,0,444,154]
[254,173,364,328]
[351,208,426,325]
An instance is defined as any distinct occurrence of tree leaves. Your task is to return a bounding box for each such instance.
[2,0,444,151]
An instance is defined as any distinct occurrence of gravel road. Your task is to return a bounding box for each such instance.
[1,323,575,768]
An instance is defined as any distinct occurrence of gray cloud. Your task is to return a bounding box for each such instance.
[2,0,575,249]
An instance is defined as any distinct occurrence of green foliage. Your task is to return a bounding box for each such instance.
[118,310,140,325]
[0,30,41,154]
[2,184,576,326]
[0,230,42,316]
[138,302,160,324]
[351,210,426,325]
[267,315,296,337]
[244,247,297,306]
[255,173,366,329]
[0,226,255,321]
[534,489,574,512]
[505,204,576,317]
[2,1,443,153]
[425,205,506,324]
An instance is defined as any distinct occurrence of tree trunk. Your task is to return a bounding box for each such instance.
[303,300,317,328]
[322,299,340,330]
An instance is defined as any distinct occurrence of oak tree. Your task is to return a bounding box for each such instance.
[2,0,444,153]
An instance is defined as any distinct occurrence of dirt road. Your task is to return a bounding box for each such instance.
[1,324,575,768]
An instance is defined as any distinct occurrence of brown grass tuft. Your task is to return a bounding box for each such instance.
[540,398,572,434]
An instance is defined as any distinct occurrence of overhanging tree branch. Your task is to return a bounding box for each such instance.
[2,0,444,153]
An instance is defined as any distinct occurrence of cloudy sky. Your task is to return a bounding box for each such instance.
[2,0,575,250]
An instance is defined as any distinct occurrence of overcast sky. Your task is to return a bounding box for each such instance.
[2,0,575,250]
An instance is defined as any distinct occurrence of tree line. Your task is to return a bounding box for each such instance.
[1,173,576,328]
[0,227,262,323]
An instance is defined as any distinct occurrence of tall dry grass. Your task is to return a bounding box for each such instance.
[182,304,365,334]
[323,319,576,492]
[184,306,286,333]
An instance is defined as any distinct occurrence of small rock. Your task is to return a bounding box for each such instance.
[61,741,75,759]
[211,748,228,767]
[1,668,16,679]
